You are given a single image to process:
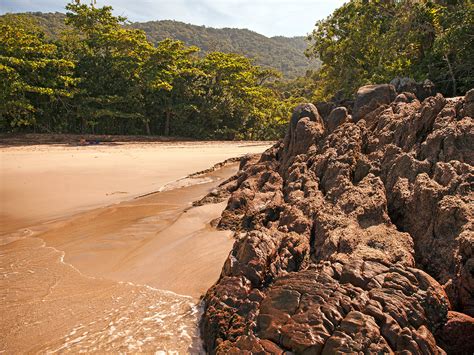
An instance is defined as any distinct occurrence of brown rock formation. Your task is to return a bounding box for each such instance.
[353,84,397,122]
[201,89,474,354]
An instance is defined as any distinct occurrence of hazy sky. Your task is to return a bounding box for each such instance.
[0,0,346,37]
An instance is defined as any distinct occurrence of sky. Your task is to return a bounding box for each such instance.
[0,0,346,37]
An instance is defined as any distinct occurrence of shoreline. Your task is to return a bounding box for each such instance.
[0,133,274,147]
[35,162,238,298]
[0,142,270,352]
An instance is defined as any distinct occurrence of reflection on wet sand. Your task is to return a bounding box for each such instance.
[1,237,202,353]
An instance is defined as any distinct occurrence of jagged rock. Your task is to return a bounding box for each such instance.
[325,106,349,133]
[315,101,337,121]
[463,88,474,118]
[284,103,324,155]
[436,311,474,354]
[201,87,474,354]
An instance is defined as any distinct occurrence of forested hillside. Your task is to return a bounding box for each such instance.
[6,12,69,39]
[0,1,471,139]
[0,5,303,139]
[132,20,316,78]
[1,12,317,78]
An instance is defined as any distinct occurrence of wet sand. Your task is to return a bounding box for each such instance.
[36,164,238,298]
[1,236,203,353]
[0,142,270,353]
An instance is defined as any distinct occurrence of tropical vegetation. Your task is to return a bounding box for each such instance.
[0,0,472,139]
[0,4,302,138]
[3,12,317,79]
[306,0,473,100]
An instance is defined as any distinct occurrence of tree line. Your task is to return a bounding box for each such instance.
[0,3,300,139]
[305,0,473,100]
[131,20,317,79]
[4,12,318,79]
[1,0,472,139]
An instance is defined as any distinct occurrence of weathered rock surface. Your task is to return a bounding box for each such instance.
[201,90,474,354]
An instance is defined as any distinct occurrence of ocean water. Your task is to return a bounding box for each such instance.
[0,233,205,353]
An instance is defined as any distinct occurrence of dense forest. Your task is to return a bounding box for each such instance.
[0,5,304,139]
[3,12,317,79]
[306,0,473,100]
[0,0,472,139]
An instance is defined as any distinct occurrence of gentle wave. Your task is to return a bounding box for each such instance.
[0,235,205,353]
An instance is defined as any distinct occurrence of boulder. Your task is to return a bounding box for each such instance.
[325,106,349,133]
[463,88,474,118]
[390,77,436,101]
[353,84,397,121]
[315,101,336,121]
[436,311,474,354]
[281,103,324,174]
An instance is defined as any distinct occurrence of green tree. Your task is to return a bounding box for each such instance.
[307,0,473,98]
[429,2,474,95]
[142,39,201,136]
[65,2,154,134]
[0,20,75,130]
[0,2,295,140]
[196,52,279,139]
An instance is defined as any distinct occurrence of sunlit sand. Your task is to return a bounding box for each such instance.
[0,141,270,352]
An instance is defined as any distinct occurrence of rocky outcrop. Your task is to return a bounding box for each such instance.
[201,88,474,354]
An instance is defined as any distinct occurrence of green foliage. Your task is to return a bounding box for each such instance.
[192,52,278,139]
[0,3,295,139]
[132,20,319,79]
[4,12,319,79]
[8,1,468,138]
[63,2,155,134]
[0,20,75,130]
[307,0,473,98]
[429,2,474,95]
[141,39,201,136]
[4,12,69,39]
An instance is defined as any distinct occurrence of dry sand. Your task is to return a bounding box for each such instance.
[0,141,271,352]
[0,141,270,233]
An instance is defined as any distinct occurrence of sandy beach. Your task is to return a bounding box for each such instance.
[0,141,270,352]
[35,164,238,297]
[0,141,270,233]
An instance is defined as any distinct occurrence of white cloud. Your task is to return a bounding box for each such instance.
[0,0,346,36]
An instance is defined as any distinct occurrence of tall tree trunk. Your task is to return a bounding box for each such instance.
[444,53,457,96]
[164,110,171,136]
[144,120,151,135]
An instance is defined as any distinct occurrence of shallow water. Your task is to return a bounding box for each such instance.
[0,236,203,353]
[0,165,237,353]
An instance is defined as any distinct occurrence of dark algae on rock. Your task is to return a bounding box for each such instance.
[200,85,474,354]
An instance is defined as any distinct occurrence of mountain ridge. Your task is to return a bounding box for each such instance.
[2,11,319,78]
